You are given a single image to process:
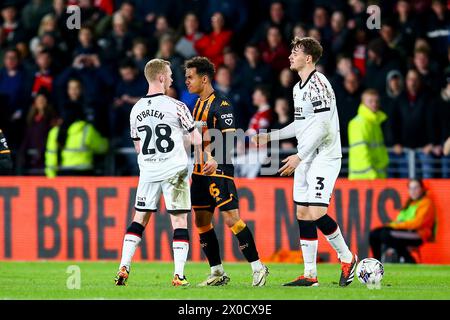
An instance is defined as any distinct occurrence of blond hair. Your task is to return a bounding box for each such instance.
[362,88,379,98]
[144,59,171,83]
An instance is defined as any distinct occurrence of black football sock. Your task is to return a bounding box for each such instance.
[199,228,222,267]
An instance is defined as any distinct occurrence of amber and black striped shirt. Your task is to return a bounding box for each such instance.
[192,91,236,178]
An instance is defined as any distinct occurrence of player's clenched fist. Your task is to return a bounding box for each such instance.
[278,154,301,176]
[251,133,270,146]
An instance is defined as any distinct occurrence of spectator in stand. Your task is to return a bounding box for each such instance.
[55,53,113,129]
[348,89,389,180]
[369,179,436,263]
[274,68,295,105]
[379,20,408,61]
[111,59,147,145]
[381,70,404,150]
[110,59,146,175]
[347,0,367,30]
[292,22,307,40]
[175,12,203,60]
[439,73,450,177]
[194,11,232,68]
[73,26,100,58]
[246,85,273,136]
[412,47,441,93]
[31,49,54,96]
[51,0,77,50]
[78,0,105,27]
[15,40,35,71]
[21,0,53,40]
[0,3,26,49]
[202,0,248,33]
[58,78,87,121]
[128,38,149,73]
[97,1,142,38]
[214,65,250,130]
[427,0,449,65]
[45,102,108,178]
[155,34,185,94]
[153,15,175,41]
[223,49,243,88]
[251,1,292,44]
[352,28,368,77]
[0,48,31,148]
[391,69,440,178]
[241,43,272,97]
[99,12,135,66]
[271,97,296,150]
[312,6,332,46]
[307,27,331,73]
[330,11,351,57]
[260,26,290,75]
[335,71,363,148]
[330,55,354,92]
[29,13,63,61]
[365,38,402,96]
[395,0,420,54]
[18,89,56,174]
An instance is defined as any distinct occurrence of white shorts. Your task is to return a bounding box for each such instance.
[135,168,191,213]
[293,157,341,207]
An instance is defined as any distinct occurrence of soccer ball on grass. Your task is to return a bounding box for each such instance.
[356,258,384,289]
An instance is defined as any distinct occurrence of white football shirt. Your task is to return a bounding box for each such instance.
[130,93,195,182]
[292,70,342,162]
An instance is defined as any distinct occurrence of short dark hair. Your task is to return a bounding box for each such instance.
[119,58,137,70]
[254,85,271,101]
[291,37,323,64]
[184,56,215,81]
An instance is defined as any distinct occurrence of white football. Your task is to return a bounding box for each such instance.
[356,258,384,285]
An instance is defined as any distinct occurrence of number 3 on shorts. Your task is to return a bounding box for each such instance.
[315,177,325,190]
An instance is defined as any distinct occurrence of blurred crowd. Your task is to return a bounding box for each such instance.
[0,0,449,177]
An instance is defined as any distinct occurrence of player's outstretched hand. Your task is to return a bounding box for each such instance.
[278,154,301,176]
[251,133,270,146]
[202,158,218,175]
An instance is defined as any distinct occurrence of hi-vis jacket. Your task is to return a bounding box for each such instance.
[388,193,437,242]
[348,103,389,180]
[45,120,108,177]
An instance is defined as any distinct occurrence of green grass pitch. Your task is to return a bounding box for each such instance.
[1,261,450,300]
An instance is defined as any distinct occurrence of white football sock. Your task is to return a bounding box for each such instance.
[211,264,225,275]
[324,227,353,263]
[300,239,318,278]
[173,241,189,277]
[119,234,141,271]
[250,259,264,272]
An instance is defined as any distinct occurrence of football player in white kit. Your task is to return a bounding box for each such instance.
[115,59,202,287]
[253,37,357,287]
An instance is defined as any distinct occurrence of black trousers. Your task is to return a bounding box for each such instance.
[369,227,423,263]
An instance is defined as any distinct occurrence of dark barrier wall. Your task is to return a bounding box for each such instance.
[0,178,449,263]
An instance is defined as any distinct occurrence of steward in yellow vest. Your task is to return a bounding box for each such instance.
[348,89,389,180]
[45,120,108,177]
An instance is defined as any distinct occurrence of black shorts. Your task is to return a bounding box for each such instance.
[191,174,239,212]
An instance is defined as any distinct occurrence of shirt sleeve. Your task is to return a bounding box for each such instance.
[296,84,332,160]
[177,102,195,133]
[214,99,236,132]
[130,109,139,141]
